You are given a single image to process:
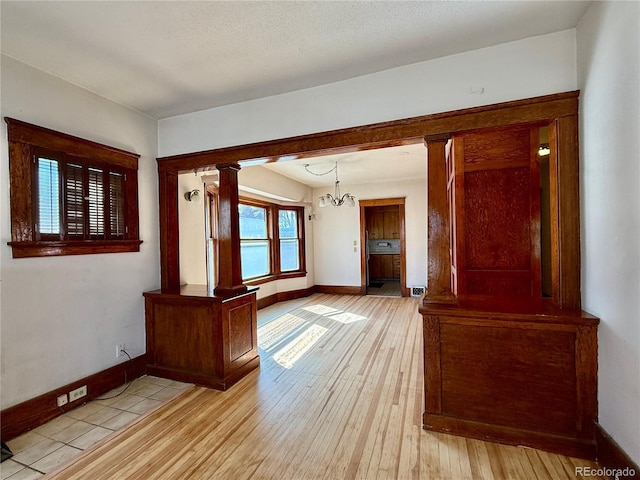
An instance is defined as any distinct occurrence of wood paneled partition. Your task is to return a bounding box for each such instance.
[150,91,597,452]
[419,93,599,459]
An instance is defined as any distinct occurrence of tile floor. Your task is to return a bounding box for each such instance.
[1,375,192,479]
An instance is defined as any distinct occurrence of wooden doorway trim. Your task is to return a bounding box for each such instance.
[359,198,408,297]
[156,91,580,308]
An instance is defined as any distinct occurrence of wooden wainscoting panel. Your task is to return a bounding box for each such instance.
[152,301,218,375]
[228,303,254,362]
[440,322,577,435]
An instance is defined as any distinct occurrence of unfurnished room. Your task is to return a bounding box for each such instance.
[0,1,638,479]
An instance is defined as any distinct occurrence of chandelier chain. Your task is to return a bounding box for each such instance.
[303,163,337,177]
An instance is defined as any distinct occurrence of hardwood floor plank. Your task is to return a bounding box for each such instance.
[45,295,606,480]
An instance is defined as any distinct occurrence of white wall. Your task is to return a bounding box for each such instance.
[577,2,640,464]
[0,56,159,408]
[313,179,426,288]
[178,173,207,285]
[159,30,577,157]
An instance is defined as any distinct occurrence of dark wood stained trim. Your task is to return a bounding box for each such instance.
[423,136,456,304]
[423,412,596,460]
[159,171,180,289]
[8,239,142,258]
[358,198,408,297]
[358,197,406,207]
[315,285,362,295]
[246,271,307,287]
[256,286,316,310]
[5,118,140,169]
[550,115,582,310]
[157,91,578,173]
[1,354,147,441]
[6,118,142,259]
[156,90,581,312]
[147,357,260,391]
[596,424,640,479]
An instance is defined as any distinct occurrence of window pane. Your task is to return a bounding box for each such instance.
[65,163,84,237]
[239,204,267,239]
[88,168,105,236]
[278,210,298,239]
[280,239,300,271]
[241,240,270,279]
[109,172,125,237]
[38,158,60,235]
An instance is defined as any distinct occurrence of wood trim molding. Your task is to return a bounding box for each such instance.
[155,91,581,300]
[315,285,362,295]
[359,198,408,297]
[596,424,640,479]
[256,286,316,310]
[358,198,406,207]
[5,117,140,169]
[1,354,147,441]
[157,91,578,173]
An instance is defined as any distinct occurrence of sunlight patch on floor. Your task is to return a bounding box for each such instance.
[258,313,307,350]
[302,304,368,324]
[301,304,341,315]
[272,324,328,369]
[327,311,367,324]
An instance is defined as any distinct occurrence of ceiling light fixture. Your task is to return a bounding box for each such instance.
[304,161,356,208]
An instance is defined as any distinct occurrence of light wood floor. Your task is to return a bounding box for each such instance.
[46,294,605,479]
[366,280,402,296]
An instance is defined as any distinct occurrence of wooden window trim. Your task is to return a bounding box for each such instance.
[5,118,142,258]
[238,198,306,284]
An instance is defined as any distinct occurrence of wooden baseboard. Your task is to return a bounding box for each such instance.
[147,355,260,391]
[257,286,316,310]
[1,354,147,441]
[423,412,596,460]
[596,424,639,479]
[315,285,362,295]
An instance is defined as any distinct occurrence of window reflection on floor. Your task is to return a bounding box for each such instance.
[257,297,369,370]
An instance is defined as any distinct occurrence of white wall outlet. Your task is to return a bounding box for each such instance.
[116,343,125,358]
[57,394,68,407]
[69,385,87,402]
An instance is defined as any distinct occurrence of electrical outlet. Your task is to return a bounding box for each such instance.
[69,385,87,402]
[57,394,68,407]
[116,343,125,358]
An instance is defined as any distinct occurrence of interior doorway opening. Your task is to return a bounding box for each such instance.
[359,198,408,297]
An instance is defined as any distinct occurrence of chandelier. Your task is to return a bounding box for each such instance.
[304,161,355,207]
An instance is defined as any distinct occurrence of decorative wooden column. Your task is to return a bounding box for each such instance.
[146,162,259,391]
[424,134,456,304]
[159,171,180,290]
[214,163,247,297]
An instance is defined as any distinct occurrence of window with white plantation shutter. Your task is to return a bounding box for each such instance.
[6,117,141,258]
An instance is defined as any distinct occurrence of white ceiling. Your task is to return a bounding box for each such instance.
[1,1,590,188]
[1,1,591,120]
[261,143,427,188]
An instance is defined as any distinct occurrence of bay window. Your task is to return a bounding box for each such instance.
[238,199,305,282]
